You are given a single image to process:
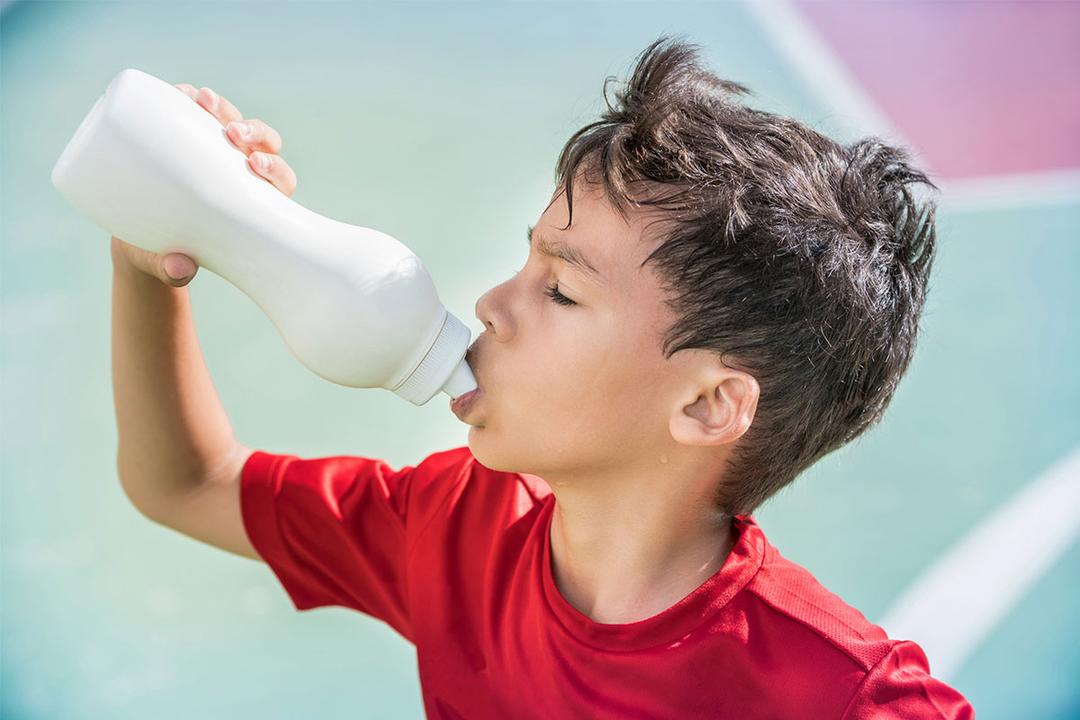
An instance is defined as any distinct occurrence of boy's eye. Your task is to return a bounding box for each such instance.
[544,282,577,307]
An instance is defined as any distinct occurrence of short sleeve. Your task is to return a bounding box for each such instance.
[841,640,975,719]
[240,448,435,643]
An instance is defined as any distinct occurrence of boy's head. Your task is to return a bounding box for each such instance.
[460,36,938,518]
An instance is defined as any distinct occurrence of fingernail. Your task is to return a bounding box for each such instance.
[255,153,271,171]
[164,256,192,280]
[203,87,217,107]
[230,121,251,139]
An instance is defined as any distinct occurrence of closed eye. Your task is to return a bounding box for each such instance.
[544,283,576,306]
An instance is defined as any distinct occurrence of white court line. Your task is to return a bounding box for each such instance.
[739,0,919,153]
[740,0,1080,213]
[878,448,1080,681]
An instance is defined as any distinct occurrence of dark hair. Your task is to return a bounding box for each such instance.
[554,36,939,517]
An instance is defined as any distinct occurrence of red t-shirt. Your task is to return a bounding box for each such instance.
[240,445,975,719]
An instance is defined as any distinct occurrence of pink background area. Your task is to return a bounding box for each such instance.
[795,0,1080,180]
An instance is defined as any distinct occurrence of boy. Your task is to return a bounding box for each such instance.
[114,37,975,718]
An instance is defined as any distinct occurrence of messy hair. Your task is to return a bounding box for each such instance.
[555,36,939,517]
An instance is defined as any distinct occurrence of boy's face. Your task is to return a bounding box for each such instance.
[458,181,715,480]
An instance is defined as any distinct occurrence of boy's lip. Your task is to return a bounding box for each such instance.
[450,388,482,420]
[451,338,484,420]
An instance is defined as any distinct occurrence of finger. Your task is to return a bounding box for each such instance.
[196,86,243,127]
[160,253,199,287]
[225,118,283,155]
[174,83,198,101]
[116,236,198,288]
[248,152,298,198]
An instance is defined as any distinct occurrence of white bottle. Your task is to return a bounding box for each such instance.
[51,68,477,406]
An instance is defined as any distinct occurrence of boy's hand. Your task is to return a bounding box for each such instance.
[111,83,299,287]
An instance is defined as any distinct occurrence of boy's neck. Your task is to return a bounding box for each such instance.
[545,464,735,625]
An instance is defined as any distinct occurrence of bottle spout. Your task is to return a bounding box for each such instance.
[441,357,478,400]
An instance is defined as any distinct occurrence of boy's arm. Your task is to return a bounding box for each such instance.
[111,245,259,559]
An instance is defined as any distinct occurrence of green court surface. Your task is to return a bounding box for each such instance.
[2,2,1077,718]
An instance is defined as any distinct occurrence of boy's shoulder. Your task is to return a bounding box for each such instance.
[741,520,894,672]
[740,529,975,716]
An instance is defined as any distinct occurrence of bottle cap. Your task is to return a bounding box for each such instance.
[441,356,479,400]
[393,311,477,405]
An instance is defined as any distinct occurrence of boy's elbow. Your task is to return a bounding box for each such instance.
[115,452,200,524]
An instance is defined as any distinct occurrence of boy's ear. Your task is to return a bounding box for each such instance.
[669,367,759,448]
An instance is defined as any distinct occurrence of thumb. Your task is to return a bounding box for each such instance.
[161,253,197,286]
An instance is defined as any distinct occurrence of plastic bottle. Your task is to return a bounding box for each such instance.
[50,67,478,406]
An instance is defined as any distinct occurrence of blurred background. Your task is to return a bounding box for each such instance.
[2,1,1077,718]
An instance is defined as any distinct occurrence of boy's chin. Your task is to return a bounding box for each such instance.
[465,427,523,473]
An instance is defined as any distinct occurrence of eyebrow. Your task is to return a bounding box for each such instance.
[526,225,605,285]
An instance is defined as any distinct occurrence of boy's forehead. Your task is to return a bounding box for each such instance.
[537,183,666,282]
[527,224,606,285]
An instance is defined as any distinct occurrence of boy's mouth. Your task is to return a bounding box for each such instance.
[451,338,485,421]
[450,387,482,421]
